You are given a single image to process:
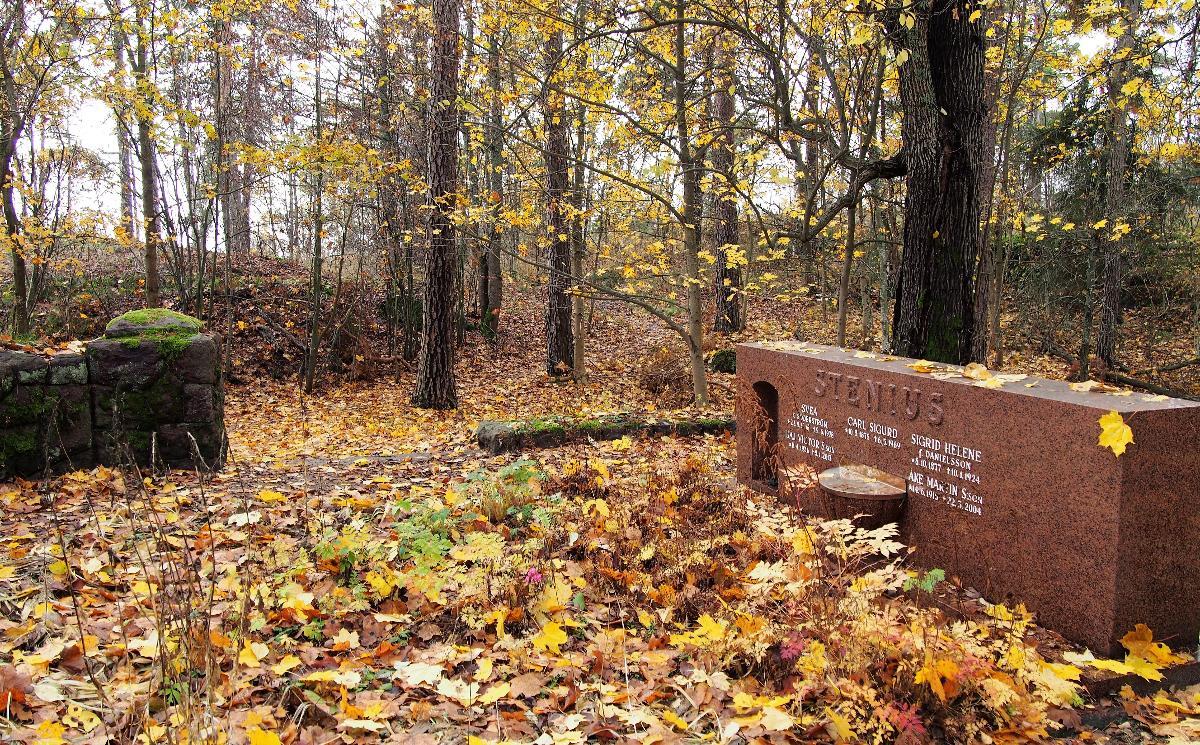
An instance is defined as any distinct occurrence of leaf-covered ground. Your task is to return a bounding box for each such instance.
[2,300,1199,745]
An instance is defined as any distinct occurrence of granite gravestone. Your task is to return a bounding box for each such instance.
[735,340,1200,655]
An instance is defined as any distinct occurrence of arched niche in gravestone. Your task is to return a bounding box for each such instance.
[750,380,779,488]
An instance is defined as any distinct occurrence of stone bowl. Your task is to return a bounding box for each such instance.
[817,464,907,530]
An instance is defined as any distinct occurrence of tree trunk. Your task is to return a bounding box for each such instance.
[1097,0,1137,368]
[675,0,707,405]
[483,35,503,338]
[571,105,588,382]
[412,0,460,409]
[543,25,574,376]
[1,114,27,335]
[889,0,987,365]
[836,189,857,346]
[304,57,324,394]
[134,23,162,308]
[712,46,741,335]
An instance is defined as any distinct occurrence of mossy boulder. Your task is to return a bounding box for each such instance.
[105,308,203,338]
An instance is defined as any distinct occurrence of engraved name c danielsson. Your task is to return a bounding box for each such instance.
[813,369,944,426]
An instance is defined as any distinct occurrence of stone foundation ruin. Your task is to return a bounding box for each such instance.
[0,309,226,478]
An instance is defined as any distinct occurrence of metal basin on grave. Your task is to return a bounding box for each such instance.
[817,464,907,530]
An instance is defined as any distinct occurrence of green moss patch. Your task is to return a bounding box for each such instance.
[106,309,206,364]
[106,308,203,334]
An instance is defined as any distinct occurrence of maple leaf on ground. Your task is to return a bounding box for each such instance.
[0,665,32,709]
[532,620,569,655]
[247,728,283,745]
[239,640,269,668]
[1097,410,1134,456]
[915,657,960,702]
[1120,624,1187,665]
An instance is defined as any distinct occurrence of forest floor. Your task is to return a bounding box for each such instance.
[2,283,1200,744]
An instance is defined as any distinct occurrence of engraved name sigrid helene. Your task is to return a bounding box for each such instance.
[813,369,944,426]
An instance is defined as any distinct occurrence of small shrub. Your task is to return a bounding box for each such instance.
[709,348,737,373]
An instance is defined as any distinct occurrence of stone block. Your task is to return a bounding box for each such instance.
[156,423,225,469]
[172,335,220,384]
[182,384,217,423]
[0,350,49,386]
[42,385,92,454]
[0,425,42,471]
[95,374,186,429]
[0,386,54,428]
[86,338,164,388]
[48,354,88,385]
[736,340,1200,655]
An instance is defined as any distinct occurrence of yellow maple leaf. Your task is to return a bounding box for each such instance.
[63,703,102,733]
[1120,624,1183,665]
[34,721,67,745]
[477,681,510,705]
[915,657,960,702]
[246,728,282,745]
[1087,657,1136,676]
[271,654,302,675]
[697,614,727,642]
[239,640,269,668]
[1124,655,1165,681]
[532,621,569,655]
[1098,410,1134,456]
[825,707,853,741]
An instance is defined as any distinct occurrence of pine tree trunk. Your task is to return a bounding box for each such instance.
[712,47,741,335]
[543,26,574,376]
[483,36,503,338]
[889,0,986,365]
[412,0,460,409]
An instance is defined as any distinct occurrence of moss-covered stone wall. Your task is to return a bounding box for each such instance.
[0,309,225,478]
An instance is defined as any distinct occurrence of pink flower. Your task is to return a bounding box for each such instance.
[524,567,544,585]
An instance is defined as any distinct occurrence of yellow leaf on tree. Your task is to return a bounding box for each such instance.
[533,621,569,655]
[1098,410,1134,456]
